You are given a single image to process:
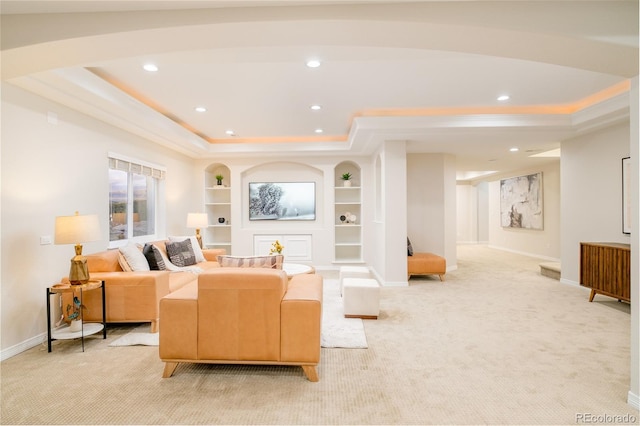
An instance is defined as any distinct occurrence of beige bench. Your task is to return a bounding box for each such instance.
[408,253,446,281]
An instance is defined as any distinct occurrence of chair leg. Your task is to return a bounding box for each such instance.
[162,362,178,378]
[439,274,444,282]
[150,319,159,333]
[301,365,319,382]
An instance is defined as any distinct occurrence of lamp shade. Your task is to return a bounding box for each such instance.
[187,213,208,229]
[55,212,101,245]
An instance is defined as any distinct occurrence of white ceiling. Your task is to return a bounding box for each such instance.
[1,1,638,180]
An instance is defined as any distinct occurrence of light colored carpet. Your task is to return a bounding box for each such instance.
[1,245,637,425]
[108,279,367,349]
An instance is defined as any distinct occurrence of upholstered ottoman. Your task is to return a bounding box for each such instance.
[339,266,371,295]
[407,253,446,281]
[342,278,380,319]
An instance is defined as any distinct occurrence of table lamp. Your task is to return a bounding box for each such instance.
[55,212,101,284]
[187,213,208,249]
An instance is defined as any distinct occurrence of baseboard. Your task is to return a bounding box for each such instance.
[486,244,560,262]
[628,390,639,410]
[1,332,45,361]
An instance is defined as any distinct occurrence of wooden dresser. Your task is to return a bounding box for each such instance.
[580,242,631,302]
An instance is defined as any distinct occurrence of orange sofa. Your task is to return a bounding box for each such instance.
[159,268,323,381]
[64,241,225,332]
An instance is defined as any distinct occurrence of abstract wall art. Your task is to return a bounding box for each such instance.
[500,172,543,230]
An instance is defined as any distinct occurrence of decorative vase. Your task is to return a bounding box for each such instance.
[216,179,223,186]
[343,180,352,187]
[218,217,225,224]
[69,319,82,332]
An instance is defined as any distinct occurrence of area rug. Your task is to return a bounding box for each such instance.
[109,278,367,349]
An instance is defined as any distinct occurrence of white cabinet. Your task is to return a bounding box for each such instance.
[204,164,232,252]
[254,234,312,262]
[334,161,362,263]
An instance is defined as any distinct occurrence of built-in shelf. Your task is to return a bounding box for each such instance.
[334,161,362,263]
[204,164,232,253]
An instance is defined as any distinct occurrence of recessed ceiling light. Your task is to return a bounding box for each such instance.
[143,63,158,72]
[310,105,322,110]
[195,106,207,113]
[225,130,235,136]
[314,128,323,133]
[510,147,519,152]
[497,95,510,101]
[306,60,321,68]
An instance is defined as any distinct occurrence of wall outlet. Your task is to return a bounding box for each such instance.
[40,235,53,245]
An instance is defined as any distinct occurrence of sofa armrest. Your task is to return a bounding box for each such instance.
[74,271,171,323]
[202,248,226,261]
[280,274,323,363]
[159,282,198,360]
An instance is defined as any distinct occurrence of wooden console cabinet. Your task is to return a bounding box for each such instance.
[580,242,630,302]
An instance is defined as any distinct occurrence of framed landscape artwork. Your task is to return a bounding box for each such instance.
[249,182,316,221]
[500,172,543,230]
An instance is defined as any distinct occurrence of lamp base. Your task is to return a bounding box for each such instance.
[69,255,90,285]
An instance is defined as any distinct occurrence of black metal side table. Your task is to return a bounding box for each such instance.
[46,280,106,352]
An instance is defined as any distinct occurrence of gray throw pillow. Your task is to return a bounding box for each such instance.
[143,243,166,270]
[407,237,414,256]
[166,239,197,267]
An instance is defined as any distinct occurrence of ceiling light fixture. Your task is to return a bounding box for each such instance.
[510,147,519,152]
[310,105,322,110]
[497,95,510,101]
[314,128,323,133]
[306,60,321,68]
[143,63,158,72]
[195,107,207,113]
[225,130,235,136]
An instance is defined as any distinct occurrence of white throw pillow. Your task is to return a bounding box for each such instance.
[168,236,205,263]
[119,243,150,271]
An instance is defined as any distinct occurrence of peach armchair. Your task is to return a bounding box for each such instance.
[159,268,323,381]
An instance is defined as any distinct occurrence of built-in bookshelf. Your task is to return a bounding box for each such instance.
[334,161,362,263]
[204,164,231,253]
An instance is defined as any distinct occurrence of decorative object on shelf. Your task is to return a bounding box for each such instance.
[55,211,101,284]
[342,212,357,224]
[187,213,208,249]
[269,240,284,255]
[218,217,226,224]
[66,295,86,331]
[341,172,352,187]
[215,174,224,186]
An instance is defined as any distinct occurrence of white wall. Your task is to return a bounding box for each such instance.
[629,76,638,409]
[486,161,561,260]
[1,84,197,357]
[407,153,458,270]
[560,122,630,285]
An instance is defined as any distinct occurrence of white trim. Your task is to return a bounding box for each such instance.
[486,244,560,262]
[1,333,45,361]
[628,391,639,410]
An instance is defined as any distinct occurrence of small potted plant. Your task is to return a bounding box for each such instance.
[341,172,352,187]
[215,174,224,186]
[66,296,86,332]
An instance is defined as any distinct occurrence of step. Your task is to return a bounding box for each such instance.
[539,262,561,280]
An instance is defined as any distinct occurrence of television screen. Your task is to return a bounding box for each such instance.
[249,182,316,221]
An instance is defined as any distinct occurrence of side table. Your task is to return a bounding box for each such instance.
[46,280,107,352]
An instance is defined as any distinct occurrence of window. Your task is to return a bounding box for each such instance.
[108,154,165,247]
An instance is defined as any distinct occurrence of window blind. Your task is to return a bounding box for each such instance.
[108,154,166,180]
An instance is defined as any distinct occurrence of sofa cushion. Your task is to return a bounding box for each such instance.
[119,243,150,271]
[169,236,206,263]
[217,254,283,269]
[86,249,123,273]
[143,243,167,271]
[166,239,197,267]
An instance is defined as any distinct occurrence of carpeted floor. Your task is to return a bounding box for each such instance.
[1,245,637,425]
